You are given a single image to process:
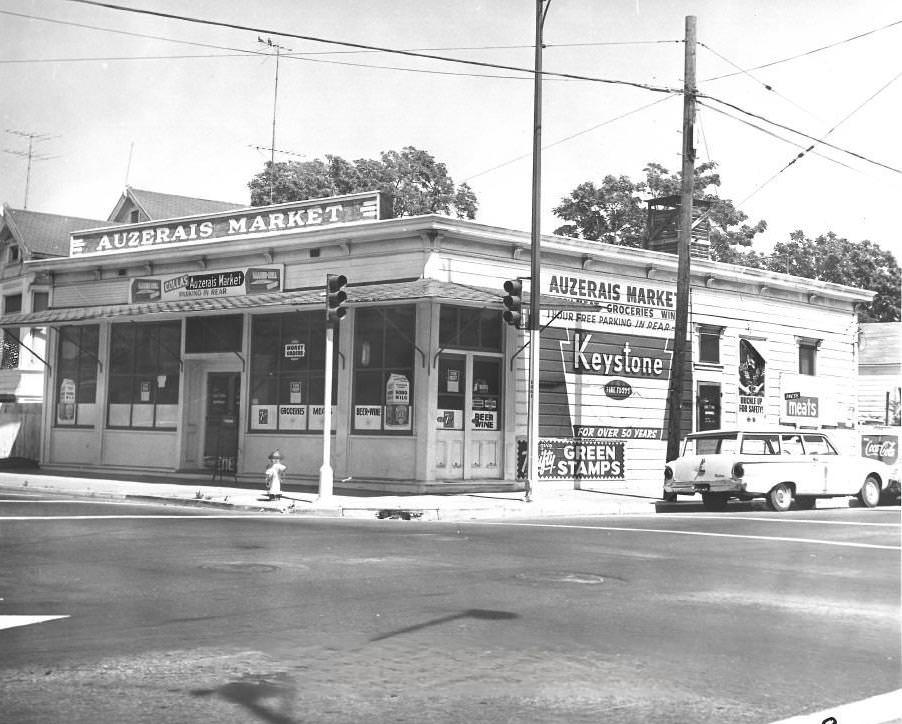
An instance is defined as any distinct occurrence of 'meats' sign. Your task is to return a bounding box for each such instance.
[69,191,391,258]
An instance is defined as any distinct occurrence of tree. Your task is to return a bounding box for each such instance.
[552,161,767,262]
[248,146,478,219]
[553,161,898,322]
[745,231,901,322]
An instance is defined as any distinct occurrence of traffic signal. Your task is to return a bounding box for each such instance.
[502,279,523,327]
[325,273,348,323]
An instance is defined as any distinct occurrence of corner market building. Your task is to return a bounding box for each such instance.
[3,190,872,496]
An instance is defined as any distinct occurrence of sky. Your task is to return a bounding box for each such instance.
[1,0,900,264]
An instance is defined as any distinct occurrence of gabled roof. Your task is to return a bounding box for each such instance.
[109,187,245,222]
[1,205,107,258]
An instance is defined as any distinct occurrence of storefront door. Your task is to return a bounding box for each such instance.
[203,372,241,473]
[435,353,503,480]
[697,384,721,431]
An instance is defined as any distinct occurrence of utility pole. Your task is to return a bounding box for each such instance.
[526,0,551,501]
[258,37,289,204]
[4,130,57,208]
[666,16,697,463]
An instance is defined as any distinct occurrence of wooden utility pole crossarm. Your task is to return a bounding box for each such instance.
[666,16,697,464]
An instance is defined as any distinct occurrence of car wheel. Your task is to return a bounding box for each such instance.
[701,492,729,511]
[766,483,793,512]
[794,496,817,510]
[662,491,677,502]
[858,475,881,508]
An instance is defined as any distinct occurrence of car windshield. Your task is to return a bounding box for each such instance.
[684,434,738,455]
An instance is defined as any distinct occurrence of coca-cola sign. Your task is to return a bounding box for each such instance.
[861,435,898,465]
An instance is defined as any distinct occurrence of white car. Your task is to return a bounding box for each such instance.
[663,429,899,512]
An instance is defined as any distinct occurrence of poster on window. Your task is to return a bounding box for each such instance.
[354,405,383,431]
[279,405,307,431]
[251,405,278,430]
[385,374,411,430]
[738,339,766,422]
[471,411,498,431]
[58,378,76,424]
[437,409,463,430]
[308,405,337,431]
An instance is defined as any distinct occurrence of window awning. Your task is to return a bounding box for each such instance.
[0,279,502,326]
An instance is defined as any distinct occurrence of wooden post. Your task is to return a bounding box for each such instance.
[666,15,697,463]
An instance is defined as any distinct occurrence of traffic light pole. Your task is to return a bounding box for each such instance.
[319,323,335,499]
[526,0,549,502]
[320,273,347,500]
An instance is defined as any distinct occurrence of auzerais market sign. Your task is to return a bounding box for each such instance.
[69,191,391,258]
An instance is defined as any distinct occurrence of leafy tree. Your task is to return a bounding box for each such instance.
[552,161,767,262]
[744,231,900,322]
[248,146,478,219]
[554,161,898,321]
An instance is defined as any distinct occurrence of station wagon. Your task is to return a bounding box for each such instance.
[663,429,898,511]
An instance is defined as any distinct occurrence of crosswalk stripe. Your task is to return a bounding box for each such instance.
[766,688,902,724]
[0,615,70,631]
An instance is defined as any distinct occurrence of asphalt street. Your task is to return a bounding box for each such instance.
[1,489,899,724]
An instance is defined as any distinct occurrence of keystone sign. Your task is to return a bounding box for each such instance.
[70,191,391,257]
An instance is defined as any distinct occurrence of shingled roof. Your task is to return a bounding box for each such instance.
[1,205,107,258]
[110,187,245,222]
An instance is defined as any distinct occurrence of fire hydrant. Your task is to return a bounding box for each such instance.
[265,449,286,500]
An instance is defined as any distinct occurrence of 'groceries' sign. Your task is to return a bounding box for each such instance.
[70,191,391,257]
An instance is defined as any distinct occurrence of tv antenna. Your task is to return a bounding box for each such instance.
[258,37,290,204]
[4,129,59,208]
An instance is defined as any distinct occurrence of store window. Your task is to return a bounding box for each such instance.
[108,321,181,429]
[439,306,502,351]
[353,305,416,433]
[249,311,335,432]
[55,325,99,426]
[186,315,243,354]
[698,325,722,364]
[1,294,22,369]
[798,338,819,376]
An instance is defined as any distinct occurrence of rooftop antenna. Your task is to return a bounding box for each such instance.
[258,36,290,204]
[124,141,135,186]
[4,129,58,208]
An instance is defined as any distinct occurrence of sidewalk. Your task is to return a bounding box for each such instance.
[0,467,661,521]
[0,467,870,520]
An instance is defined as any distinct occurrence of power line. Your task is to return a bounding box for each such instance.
[697,94,902,174]
[698,42,824,123]
[1,7,674,84]
[773,68,902,176]
[697,103,857,173]
[60,0,682,95]
[0,8,265,57]
[462,94,676,183]
[702,17,902,82]
[0,52,252,64]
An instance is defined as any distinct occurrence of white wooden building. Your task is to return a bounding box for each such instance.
[3,191,872,495]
